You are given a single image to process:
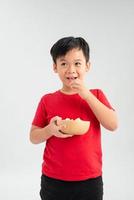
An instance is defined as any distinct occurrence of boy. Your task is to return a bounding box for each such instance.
[30,37,118,200]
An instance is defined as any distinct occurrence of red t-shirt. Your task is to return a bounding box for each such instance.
[32,89,113,181]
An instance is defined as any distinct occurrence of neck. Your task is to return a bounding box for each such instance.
[60,87,77,95]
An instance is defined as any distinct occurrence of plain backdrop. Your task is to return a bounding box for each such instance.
[0,0,134,199]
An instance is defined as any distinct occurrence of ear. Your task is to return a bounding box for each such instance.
[53,63,58,73]
[85,62,91,72]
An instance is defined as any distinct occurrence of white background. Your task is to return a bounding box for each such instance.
[0,0,134,199]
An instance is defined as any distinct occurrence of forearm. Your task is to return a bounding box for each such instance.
[30,124,52,144]
[84,91,118,131]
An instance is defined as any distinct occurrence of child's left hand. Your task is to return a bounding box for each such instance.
[69,79,89,100]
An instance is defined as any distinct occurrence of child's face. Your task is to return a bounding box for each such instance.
[53,48,90,92]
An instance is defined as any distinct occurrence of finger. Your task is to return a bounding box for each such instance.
[56,118,63,126]
[70,79,81,85]
[70,82,79,87]
[57,132,73,138]
[58,123,66,130]
[71,85,79,90]
[58,130,73,137]
[50,116,62,123]
[62,134,73,138]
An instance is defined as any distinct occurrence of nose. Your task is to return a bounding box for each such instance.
[67,65,75,74]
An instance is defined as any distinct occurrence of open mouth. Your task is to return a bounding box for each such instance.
[66,77,77,80]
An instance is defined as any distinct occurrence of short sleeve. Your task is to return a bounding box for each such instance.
[97,89,115,110]
[32,97,47,128]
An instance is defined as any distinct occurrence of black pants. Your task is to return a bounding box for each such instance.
[40,174,103,200]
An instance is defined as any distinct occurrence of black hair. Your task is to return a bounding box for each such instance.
[50,36,90,63]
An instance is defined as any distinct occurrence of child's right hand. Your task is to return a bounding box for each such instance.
[48,116,73,138]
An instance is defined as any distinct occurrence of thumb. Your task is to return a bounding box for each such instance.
[50,116,62,124]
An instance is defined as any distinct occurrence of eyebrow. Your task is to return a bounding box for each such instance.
[74,59,82,62]
[59,58,82,62]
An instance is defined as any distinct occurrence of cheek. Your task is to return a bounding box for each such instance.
[58,71,65,80]
[78,69,86,76]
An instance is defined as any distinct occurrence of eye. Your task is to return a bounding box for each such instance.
[61,62,67,67]
[75,62,81,66]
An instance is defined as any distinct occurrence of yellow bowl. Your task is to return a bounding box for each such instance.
[60,118,90,135]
